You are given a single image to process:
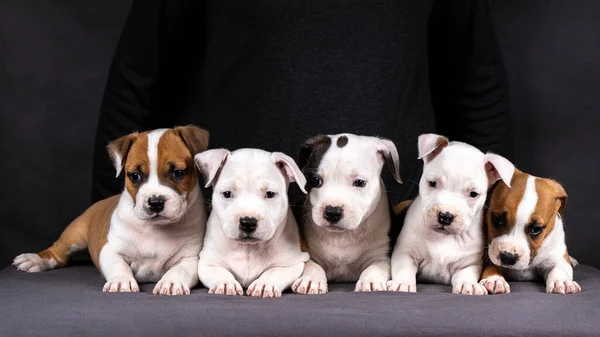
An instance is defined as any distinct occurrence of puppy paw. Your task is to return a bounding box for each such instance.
[355,279,387,292]
[453,283,488,295]
[153,280,190,296]
[208,280,244,296]
[386,280,417,293]
[13,253,55,272]
[480,275,510,294]
[103,277,139,293]
[292,276,328,295]
[546,280,582,294]
[247,280,282,298]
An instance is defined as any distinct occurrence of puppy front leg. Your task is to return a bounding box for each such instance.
[153,256,198,296]
[248,262,305,298]
[545,260,581,294]
[387,253,418,292]
[99,248,139,293]
[451,265,487,295]
[479,263,510,294]
[292,259,328,295]
[197,260,243,296]
[356,259,390,292]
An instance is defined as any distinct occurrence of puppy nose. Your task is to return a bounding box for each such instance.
[324,206,343,224]
[239,217,258,234]
[499,252,519,266]
[437,211,455,226]
[147,195,166,213]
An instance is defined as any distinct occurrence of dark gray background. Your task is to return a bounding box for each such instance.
[1,0,599,268]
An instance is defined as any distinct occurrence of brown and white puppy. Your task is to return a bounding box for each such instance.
[480,169,581,294]
[13,126,209,295]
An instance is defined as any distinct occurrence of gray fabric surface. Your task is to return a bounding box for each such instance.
[1,264,599,336]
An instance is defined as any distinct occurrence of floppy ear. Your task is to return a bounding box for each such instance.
[298,135,332,170]
[377,138,402,183]
[107,132,139,177]
[174,125,210,156]
[272,152,308,194]
[484,153,515,187]
[417,133,449,163]
[194,149,230,187]
[550,180,568,217]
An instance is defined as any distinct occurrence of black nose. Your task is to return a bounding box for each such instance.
[499,252,519,266]
[239,217,258,234]
[437,211,455,226]
[323,206,343,224]
[147,195,166,213]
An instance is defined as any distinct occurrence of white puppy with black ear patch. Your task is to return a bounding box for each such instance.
[292,133,402,294]
[388,134,514,295]
[194,149,310,298]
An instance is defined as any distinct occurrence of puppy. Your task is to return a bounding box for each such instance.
[13,126,209,295]
[194,148,309,298]
[292,134,402,294]
[480,169,581,294]
[388,134,514,295]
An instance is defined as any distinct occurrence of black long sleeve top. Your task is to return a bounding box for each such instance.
[92,0,512,206]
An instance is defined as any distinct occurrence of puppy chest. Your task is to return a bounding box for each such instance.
[225,250,274,288]
[317,250,363,281]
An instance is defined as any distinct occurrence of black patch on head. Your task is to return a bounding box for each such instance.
[336,136,348,148]
[298,135,332,192]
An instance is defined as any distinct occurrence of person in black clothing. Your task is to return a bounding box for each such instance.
[92,0,512,210]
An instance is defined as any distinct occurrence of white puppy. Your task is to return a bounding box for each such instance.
[292,134,402,294]
[389,134,514,295]
[194,148,310,298]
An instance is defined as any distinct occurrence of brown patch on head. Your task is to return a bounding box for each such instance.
[485,169,529,243]
[121,133,150,203]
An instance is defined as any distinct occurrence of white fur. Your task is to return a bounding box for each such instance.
[390,136,513,295]
[195,149,309,298]
[294,134,400,294]
[483,175,580,294]
[13,253,56,272]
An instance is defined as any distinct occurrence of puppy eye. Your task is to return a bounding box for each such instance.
[265,191,277,199]
[171,168,187,180]
[428,181,437,188]
[529,225,544,237]
[491,212,506,229]
[353,179,366,188]
[128,172,143,184]
[222,191,233,199]
[469,191,479,198]
[310,175,323,188]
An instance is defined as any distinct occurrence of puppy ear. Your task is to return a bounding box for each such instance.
[298,135,332,170]
[377,138,402,183]
[550,180,568,217]
[484,153,515,187]
[174,125,210,156]
[107,132,139,177]
[272,152,308,194]
[417,133,449,163]
[194,149,230,188]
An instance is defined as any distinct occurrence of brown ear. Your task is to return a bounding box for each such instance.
[298,135,332,170]
[107,132,138,177]
[552,180,568,217]
[174,125,210,156]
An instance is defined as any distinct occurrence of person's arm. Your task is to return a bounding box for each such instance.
[428,0,513,159]
[91,0,206,202]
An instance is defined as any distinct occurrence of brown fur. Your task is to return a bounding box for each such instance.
[481,263,504,279]
[392,200,413,217]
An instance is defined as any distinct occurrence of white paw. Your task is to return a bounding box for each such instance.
[208,280,243,296]
[480,275,511,294]
[153,279,190,296]
[103,277,139,293]
[13,253,56,272]
[355,279,387,292]
[247,280,282,298]
[291,276,328,295]
[546,280,581,294]
[453,282,488,295]
[386,280,417,292]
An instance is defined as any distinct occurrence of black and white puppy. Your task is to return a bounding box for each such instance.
[292,134,402,294]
